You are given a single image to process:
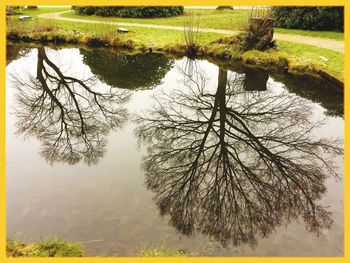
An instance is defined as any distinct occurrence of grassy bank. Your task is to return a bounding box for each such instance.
[6,15,344,83]
[7,238,189,257]
[7,238,83,257]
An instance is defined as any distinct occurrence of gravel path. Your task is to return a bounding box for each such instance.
[39,11,344,53]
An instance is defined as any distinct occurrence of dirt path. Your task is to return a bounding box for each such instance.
[39,11,344,53]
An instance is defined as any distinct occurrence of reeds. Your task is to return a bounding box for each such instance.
[183,10,201,54]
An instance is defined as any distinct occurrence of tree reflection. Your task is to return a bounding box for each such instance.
[12,47,130,165]
[135,66,342,247]
[272,73,343,117]
[6,44,30,66]
[81,49,174,90]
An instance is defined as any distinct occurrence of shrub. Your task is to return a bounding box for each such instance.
[116,7,184,17]
[271,7,344,32]
[72,6,184,18]
[6,6,23,15]
[183,11,201,55]
[216,6,233,10]
[234,7,275,52]
[72,6,98,16]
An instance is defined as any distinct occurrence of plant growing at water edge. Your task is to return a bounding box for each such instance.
[139,243,189,257]
[183,10,201,56]
[7,238,83,257]
[231,6,275,51]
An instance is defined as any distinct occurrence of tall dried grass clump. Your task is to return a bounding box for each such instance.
[183,11,201,55]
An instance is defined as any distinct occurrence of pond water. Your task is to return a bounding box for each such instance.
[6,43,344,256]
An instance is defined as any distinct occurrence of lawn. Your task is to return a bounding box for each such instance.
[59,9,344,40]
[61,8,248,31]
[20,7,70,16]
[19,7,344,40]
[277,40,344,80]
[44,18,223,47]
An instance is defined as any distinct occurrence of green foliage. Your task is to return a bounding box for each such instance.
[271,7,344,32]
[81,49,175,89]
[7,239,83,257]
[216,6,233,10]
[72,6,184,18]
[72,6,98,16]
[116,7,184,18]
[6,6,23,15]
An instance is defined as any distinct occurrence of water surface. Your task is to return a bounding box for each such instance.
[6,44,344,256]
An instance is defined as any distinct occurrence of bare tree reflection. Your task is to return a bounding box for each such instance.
[135,66,342,247]
[12,47,130,165]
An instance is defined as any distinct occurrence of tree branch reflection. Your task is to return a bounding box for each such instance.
[135,66,342,247]
[12,47,130,165]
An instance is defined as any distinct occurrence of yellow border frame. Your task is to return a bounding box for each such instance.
[1,1,348,262]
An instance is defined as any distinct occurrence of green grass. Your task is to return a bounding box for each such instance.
[61,9,344,40]
[13,7,344,40]
[21,7,70,16]
[7,238,83,257]
[6,14,344,81]
[7,238,189,257]
[275,28,343,41]
[238,40,343,81]
[138,244,189,257]
[62,9,248,30]
[277,40,344,80]
[42,18,223,47]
